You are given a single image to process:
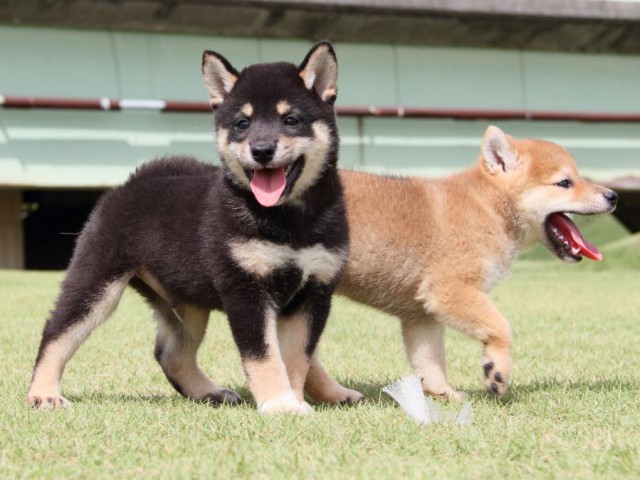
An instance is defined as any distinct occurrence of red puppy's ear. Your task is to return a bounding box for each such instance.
[481,125,518,175]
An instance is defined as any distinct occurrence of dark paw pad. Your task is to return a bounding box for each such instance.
[483,362,495,378]
[484,369,507,396]
[202,389,243,406]
[339,394,365,406]
[27,395,70,409]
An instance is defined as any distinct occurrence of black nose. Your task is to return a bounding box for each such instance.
[603,190,618,206]
[251,143,275,164]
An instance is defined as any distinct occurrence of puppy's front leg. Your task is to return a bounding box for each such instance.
[281,287,364,406]
[432,286,512,396]
[226,302,311,415]
[277,310,313,403]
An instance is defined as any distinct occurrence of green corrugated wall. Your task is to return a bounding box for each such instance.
[1,25,639,187]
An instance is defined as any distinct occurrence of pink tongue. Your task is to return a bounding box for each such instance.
[250,168,286,207]
[548,213,603,261]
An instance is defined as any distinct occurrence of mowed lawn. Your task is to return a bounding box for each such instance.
[1,255,639,478]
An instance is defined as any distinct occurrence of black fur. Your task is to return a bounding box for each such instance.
[29,42,347,410]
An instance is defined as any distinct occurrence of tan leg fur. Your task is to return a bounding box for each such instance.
[27,275,131,408]
[243,308,312,415]
[304,356,364,405]
[154,304,242,404]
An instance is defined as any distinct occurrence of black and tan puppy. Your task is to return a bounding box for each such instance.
[26,41,362,415]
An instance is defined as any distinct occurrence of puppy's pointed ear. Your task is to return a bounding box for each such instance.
[298,41,338,105]
[481,125,518,175]
[202,51,239,110]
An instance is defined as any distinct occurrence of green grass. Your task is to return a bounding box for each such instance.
[2,250,640,478]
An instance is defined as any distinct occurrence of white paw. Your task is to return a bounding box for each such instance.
[258,391,314,416]
[424,384,468,401]
[27,394,70,409]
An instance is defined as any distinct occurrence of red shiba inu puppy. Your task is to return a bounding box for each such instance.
[306,126,618,399]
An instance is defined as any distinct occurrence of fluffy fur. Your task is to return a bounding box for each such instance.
[27,42,363,415]
[308,126,618,398]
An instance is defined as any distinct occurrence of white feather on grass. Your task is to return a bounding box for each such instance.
[454,401,475,425]
[382,375,473,426]
[382,375,433,425]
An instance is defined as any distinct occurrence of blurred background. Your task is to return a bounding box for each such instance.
[0,0,639,269]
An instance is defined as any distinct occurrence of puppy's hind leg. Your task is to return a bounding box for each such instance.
[400,315,467,400]
[304,355,364,405]
[153,303,242,405]
[27,271,133,408]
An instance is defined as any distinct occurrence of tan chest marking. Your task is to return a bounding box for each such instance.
[229,240,346,285]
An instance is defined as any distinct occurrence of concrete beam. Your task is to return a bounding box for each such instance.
[240,0,640,21]
[1,0,640,53]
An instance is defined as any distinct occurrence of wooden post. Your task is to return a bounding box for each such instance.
[0,190,24,269]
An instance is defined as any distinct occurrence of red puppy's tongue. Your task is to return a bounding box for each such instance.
[250,168,286,207]
[548,213,603,261]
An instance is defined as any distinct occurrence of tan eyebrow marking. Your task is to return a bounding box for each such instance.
[276,100,291,116]
[241,103,253,117]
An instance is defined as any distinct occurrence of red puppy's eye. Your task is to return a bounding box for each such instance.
[556,179,573,189]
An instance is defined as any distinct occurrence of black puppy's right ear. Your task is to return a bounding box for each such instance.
[202,51,239,110]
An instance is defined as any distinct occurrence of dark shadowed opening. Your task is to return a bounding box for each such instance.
[613,191,640,233]
[23,190,105,270]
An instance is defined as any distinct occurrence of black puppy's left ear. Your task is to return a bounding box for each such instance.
[298,41,338,105]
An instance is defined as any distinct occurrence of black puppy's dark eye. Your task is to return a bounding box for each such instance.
[556,179,573,189]
[235,118,250,130]
[284,116,299,127]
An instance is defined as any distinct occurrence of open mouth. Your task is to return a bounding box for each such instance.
[247,157,304,207]
[544,212,602,262]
